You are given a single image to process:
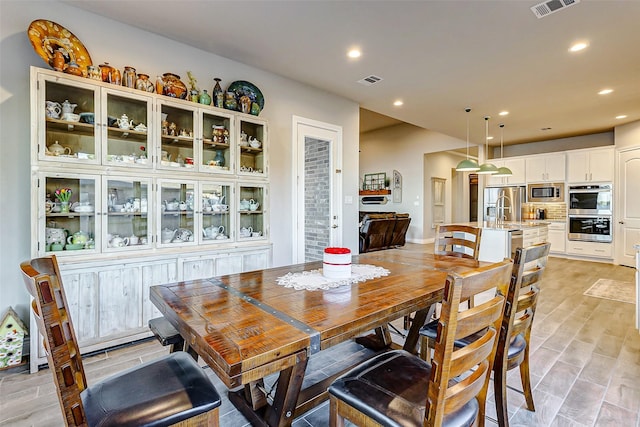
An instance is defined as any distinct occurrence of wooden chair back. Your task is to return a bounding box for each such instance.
[434,224,482,259]
[492,242,550,426]
[425,259,512,425]
[20,256,88,426]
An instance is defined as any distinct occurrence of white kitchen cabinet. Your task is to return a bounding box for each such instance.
[487,158,526,186]
[566,240,612,258]
[547,222,566,253]
[525,153,566,183]
[523,225,548,248]
[566,147,614,183]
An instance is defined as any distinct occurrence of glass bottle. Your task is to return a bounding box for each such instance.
[213,78,224,108]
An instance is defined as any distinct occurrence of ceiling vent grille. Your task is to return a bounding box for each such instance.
[357,75,383,86]
[531,0,580,18]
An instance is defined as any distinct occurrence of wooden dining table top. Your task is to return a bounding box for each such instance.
[150,251,487,390]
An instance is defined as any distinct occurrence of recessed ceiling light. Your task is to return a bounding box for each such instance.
[486,136,494,140]
[569,42,588,52]
[393,100,403,107]
[598,89,613,95]
[616,115,627,119]
[499,111,509,116]
[347,49,361,59]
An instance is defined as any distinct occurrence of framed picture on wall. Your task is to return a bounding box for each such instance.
[393,170,402,203]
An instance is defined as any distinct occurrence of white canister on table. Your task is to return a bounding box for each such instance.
[323,247,352,279]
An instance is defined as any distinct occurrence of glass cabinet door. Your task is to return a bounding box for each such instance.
[237,183,267,241]
[200,110,234,174]
[201,182,232,243]
[102,89,152,168]
[237,116,267,178]
[158,101,198,171]
[103,177,152,251]
[40,173,99,255]
[158,180,196,246]
[37,73,99,164]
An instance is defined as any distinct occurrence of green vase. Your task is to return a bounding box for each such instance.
[199,90,211,105]
[214,150,225,167]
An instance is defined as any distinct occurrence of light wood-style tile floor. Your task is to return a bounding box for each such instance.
[2,244,639,426]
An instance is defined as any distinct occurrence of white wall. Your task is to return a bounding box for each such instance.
[359,123,467,242]
[499,132,614,158]
[0,2,360,322]
[615,120,640,149]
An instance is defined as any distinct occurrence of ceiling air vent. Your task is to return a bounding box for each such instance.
[531,0,580,18]
[357,75,383,86]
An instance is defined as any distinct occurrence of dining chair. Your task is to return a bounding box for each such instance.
[419,242,551,427]
[21,255,222,427]
[403,224,483,329]
[434,224,482,259]
[328,259,512,427]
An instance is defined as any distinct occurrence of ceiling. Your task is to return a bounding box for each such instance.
[65,0,640,146]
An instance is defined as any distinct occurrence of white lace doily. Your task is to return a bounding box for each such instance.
[276,264,390,291]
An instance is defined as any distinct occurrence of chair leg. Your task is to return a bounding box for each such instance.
[493,363,509,427]
[329,397,345,427]
[185,344,199,362]
[169,337,186,353]
[519,353,535,411]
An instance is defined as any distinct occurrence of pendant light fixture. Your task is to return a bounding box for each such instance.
[476,116,498,175]
[493,123,513,177]
[455,107,480,172]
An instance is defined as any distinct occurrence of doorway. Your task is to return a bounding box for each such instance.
[292,116,343,263]
[615,146,640,267]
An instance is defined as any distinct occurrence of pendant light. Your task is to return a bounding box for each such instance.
[455,107,480,172]
[493,123,513,177]
[476,116,498,175]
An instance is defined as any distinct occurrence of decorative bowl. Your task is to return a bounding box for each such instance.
[79,112,94,124]
[65,243,84,250]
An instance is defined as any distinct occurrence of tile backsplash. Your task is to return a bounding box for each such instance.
[522,202,566,220]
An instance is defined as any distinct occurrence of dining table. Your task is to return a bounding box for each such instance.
[150,249,493,427]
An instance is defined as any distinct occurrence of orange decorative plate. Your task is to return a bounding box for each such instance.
[27,19,92,74]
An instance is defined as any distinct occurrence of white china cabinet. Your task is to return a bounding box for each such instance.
[29,66,271,372]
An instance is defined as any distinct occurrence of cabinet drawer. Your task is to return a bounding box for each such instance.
[566,241,612,257]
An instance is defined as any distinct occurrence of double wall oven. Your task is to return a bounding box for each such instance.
[568,184,612,242]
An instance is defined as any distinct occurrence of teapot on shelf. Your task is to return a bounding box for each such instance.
[239,199,251,211]
[161,228,177,243]
[116,113,133,130]
[249,199,260,211]
[249,136,262,148]
[46,141,72,156]
[239,226,253,238]
[61,100,77,115]
[109,235,129,248]
[164,199,180,211]
[45,101,61,119]
[67,231,89,246]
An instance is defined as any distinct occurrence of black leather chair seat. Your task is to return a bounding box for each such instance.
[328,350,478,427]
[82,352,221,427]
[420,320,526,359]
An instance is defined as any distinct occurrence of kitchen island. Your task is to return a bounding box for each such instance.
[450,221,549,262]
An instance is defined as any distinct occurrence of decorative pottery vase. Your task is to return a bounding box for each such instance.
[214,150,225,167]
[87,65,102,81]
[60,201,70,213]
[122,66,136,88]
[135,73,155,92]
[250,102,261,116]
[213,78,224,108]
[64,61,84,77]
[190,90,199,103]
[199,89,211,105]
[99,62,120,85]
[162,73,187,99]
[224,91,237,110]
[51,48,65,71]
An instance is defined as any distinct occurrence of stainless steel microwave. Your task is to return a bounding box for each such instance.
[527,183,564,202]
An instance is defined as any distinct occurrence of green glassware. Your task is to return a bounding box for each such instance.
[199,89,211,105]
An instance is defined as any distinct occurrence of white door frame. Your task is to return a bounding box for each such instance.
[292,116,343,263]
[614,145,640,266]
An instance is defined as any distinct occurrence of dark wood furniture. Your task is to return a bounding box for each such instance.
[359,213,411,253]
[328,259,513,427]
[148,316,199,360]
[21,256,221,427]
[434,224,482,259]
[150,253,492,427]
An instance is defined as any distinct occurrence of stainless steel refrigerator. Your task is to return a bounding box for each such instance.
[484,186,526,222]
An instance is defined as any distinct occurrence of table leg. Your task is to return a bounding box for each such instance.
[403,305,435,353]
[229,350,308,427]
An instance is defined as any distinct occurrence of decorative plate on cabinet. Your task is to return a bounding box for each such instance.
[27,20,93,74]
[227,80,265,111]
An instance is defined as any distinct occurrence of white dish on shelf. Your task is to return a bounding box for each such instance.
[184,164,194,168]
[136,158,148,164]
[161,160,170,166]
[169,162,180,167]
